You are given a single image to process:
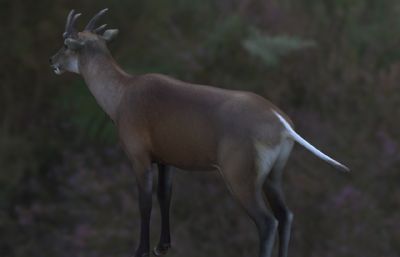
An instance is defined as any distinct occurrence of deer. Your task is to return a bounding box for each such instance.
[49,9,349,257]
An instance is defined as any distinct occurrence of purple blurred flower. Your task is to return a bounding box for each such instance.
[332,185,363,209]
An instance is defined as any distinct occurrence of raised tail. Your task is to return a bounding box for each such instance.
[273,110,350,172]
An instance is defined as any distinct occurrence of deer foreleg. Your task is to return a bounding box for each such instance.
[133,158,153,257]
[154,164,173,256]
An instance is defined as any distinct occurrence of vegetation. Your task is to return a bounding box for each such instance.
[1,0,399,256]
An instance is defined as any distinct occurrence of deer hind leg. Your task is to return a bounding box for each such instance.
[218,141,279,257]
[263,140,294,257]
[153,164,173,256]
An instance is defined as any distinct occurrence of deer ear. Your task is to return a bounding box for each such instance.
[102,29,119,42]
[64,38,84,50]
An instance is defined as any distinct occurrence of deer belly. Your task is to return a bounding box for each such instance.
[150,128,218,171]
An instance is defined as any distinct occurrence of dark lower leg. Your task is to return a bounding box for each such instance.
[253,210,278,257]
[264,182,292,257]
[229,185,277,257]
[135,172,153,257]
[155,164,173,255]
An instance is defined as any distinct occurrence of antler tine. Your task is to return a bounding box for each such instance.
[65,10,75,31]
[63,9,75,38]
[93,24,108,34]
[64,11,82,38]
[84,8,109,31]
[70,13,82,31]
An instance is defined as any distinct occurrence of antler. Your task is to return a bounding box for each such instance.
[93,24,108,34]
[63,9,81,38]
[62,8,110,39]
[84,8,109,32]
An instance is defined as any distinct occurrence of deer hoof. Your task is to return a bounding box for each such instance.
[153,244,171,256]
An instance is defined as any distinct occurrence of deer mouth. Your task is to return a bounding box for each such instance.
[51,65,63,75]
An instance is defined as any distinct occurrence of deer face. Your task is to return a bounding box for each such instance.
[49,9,118,75]
[50,43,80,75]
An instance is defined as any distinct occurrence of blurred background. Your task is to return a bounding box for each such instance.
[1,0,399,256]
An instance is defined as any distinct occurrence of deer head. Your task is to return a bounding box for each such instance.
[49,8,119,75]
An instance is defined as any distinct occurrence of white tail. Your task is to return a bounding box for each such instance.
[273,111,350,172]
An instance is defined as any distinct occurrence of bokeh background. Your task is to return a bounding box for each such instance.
[1,0,399,257]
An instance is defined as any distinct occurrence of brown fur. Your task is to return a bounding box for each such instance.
[117,73,287,171]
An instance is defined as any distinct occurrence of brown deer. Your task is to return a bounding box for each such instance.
[50,9,349,257]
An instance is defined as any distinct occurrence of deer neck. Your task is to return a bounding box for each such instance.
[79,50,130,121]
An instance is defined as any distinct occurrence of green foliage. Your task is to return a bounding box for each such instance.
[204,15,247,59]
[58,81,117,145]
[243,28,315,67]
[0,132,34,204]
